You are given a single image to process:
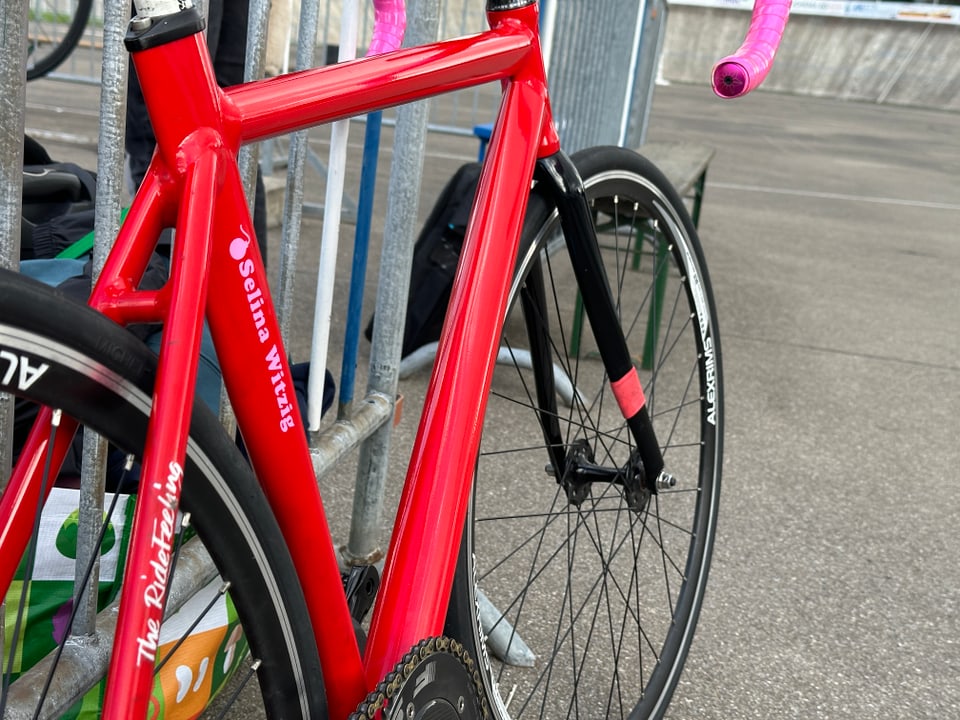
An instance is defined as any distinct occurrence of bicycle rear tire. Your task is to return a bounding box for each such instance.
[447,146,723,719]
[26,0,93,80]
[0,269,326,718]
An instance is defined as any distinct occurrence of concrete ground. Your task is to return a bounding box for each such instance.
[20,70,960,719]
[644,85,960,719]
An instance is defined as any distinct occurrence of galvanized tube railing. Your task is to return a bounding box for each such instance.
[344,0,440,565]
[0,0,30,680]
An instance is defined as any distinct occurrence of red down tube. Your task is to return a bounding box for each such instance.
[712,0,791,98]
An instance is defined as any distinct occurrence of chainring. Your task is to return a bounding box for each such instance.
[349,636,490,720]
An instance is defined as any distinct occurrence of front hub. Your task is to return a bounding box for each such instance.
[558,439,652,512]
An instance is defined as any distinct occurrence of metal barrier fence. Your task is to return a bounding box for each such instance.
[1,0,666,698]
[542,0,665,151]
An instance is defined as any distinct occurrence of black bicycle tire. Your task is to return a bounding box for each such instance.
[0,268,326,718]
[447,146,723,719]
[26,0,94,81]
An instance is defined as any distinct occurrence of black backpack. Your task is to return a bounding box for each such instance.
[20,134,99,261]
[367,161,482,358]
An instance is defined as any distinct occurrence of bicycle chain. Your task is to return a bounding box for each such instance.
[348,636,492,720]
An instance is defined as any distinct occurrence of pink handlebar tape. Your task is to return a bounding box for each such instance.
[712,0,791,98]
[368,0,406,56]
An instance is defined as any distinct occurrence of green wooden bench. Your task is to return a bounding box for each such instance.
[636,142,714,367]
[473,126,716,374]
[401,134,715,388]
[474,126,714,227]
[637,141,715,229]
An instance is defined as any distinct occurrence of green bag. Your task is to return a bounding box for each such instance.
[3,487,248,719]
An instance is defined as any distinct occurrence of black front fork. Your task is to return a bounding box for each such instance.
[528,151,668,499]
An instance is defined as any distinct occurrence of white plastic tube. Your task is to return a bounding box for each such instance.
[306,1,406,430]
[307,0,362,430]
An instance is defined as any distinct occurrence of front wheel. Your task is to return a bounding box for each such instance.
[448,147,723,719]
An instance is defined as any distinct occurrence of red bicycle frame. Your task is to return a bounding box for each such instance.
[1,3,559,718]
[2,0,796,714]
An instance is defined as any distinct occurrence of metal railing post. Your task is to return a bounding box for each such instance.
[0,0,29,492]
[0,0,29,672]
[344,0,441,565]
[275,0,323,346]
[239,0,270,195]
[73,0,130,639]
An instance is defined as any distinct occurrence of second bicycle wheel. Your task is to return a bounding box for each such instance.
[26,0,92,80]
[448,146,723,719]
